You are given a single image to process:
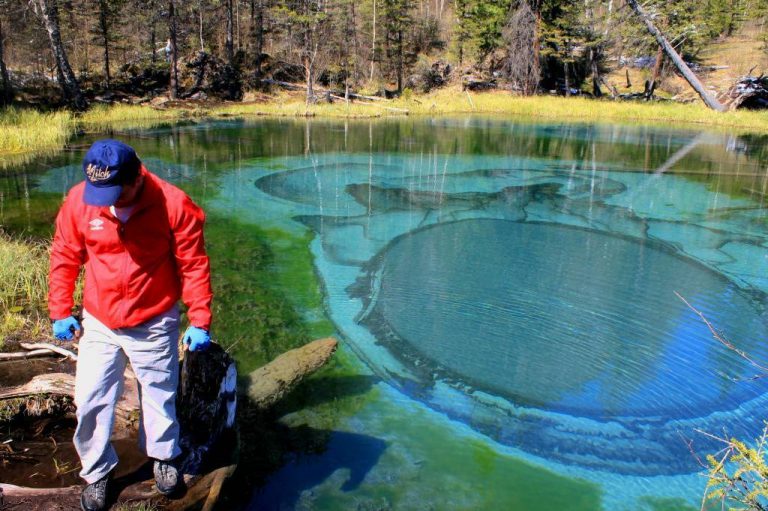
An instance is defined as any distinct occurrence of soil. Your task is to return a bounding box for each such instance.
[0,353,148,491]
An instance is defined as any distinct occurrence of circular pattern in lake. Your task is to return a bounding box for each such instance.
[366,219,768,420]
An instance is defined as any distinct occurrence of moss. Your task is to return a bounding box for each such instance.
[0,397,26,422]
[638,496,699,511]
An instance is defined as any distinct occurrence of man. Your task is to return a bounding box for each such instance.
[48,139,213,511]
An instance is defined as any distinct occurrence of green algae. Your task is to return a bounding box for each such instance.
[285,396,604,511]
[638,496,699,511]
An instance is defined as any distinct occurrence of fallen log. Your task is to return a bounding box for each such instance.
[262,79,386,102]
[0,336,339,510]
[327,94,409,114]
[248,337,338,410]
[626,0,727,112]
[718,74,768,111]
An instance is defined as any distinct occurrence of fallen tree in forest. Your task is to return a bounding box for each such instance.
[718,74,768,110]
[626,0,727,112]
[0,337,338,510]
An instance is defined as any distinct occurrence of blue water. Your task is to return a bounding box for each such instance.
[233,140,768,507]
[22,119,768,510]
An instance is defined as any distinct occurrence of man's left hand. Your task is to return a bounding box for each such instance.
[183,326,210,352]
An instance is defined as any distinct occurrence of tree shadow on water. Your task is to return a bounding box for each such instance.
[221,372,384,510]
[247,427,388,510]
[271,374,380,417]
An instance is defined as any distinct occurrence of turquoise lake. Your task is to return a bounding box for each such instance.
[5,117,768,510]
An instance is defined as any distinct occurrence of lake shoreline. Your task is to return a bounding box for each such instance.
[2,87,768,166]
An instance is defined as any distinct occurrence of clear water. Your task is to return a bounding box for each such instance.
[8,118,768,510]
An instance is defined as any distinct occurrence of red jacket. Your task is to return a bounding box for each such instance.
[49,167,213,330]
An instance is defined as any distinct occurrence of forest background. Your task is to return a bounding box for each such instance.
[2,0,768,112]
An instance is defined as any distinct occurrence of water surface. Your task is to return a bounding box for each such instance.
[4,117,768,510]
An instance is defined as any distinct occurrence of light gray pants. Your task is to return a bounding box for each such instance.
[74,306,182,484]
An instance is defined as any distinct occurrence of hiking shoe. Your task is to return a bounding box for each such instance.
[153,458,181,495]
[80,472,110,511]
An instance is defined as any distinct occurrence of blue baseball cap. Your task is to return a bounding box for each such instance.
[82,139,141,206]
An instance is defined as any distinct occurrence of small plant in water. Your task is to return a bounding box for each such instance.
[52,456,80,476]
[703,424,768,511]
[677,293,768,510]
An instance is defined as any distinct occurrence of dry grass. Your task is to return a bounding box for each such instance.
[78,103,194,131]
[210,86,768,132]
[699,21,768,92]
[605,21,768,103]
[0,108,72,156]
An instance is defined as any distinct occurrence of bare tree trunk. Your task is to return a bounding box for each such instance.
[348,1,359,100]
[250,0,264,78]
[370,0,376,81]
[647,45,664,93]
[531,7,540,95]
[304,52,314,104]
[98,0,111,89]
[225,0,234,65]
[168,0,179,99]
[0,19,12,105]
[198,0,205,51]
[626,0,726,112]
[396,28,403,93]
[36,0,87,110]
[590,49,601,97]
[150,23,157,64]
[584,0,601,97]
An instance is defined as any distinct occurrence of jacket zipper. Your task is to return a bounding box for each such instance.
[112,210,129,327]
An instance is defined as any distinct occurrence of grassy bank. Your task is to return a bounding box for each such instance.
[2,86,768,162]
[0,108,72,157]
[0,235,51,348]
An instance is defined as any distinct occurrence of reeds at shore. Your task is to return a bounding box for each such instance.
[2,86,768,160]
[0,235,51,347]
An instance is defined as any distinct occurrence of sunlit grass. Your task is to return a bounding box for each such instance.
[78,103,193,131]
[0,235,50,347]
[2,85,768,166]
[390,88,768,131]
[0,107,72,155]
[223,87,768,131]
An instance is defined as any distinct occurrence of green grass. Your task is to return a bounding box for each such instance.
[0,235,51,347]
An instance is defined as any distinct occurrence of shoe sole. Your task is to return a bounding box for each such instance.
[80,495,106,511]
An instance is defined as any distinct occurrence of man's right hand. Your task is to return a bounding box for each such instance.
[52,316,81,341]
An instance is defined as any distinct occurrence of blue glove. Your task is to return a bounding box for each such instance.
[52,316,81,341]
[183,326,210,352]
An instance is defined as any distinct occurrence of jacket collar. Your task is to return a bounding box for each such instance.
[94,165,161,218]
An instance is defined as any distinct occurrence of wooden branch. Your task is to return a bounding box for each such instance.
[247,337,338,410]
[0,349,53,361]
[20,342,78,361]
[626,0,727,112]
[262,79,386,102]
[675,291,768,376]
[328,94,409,113]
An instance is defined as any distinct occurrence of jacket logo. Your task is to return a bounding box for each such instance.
[89,218,104,231]
[85,163,111,182]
